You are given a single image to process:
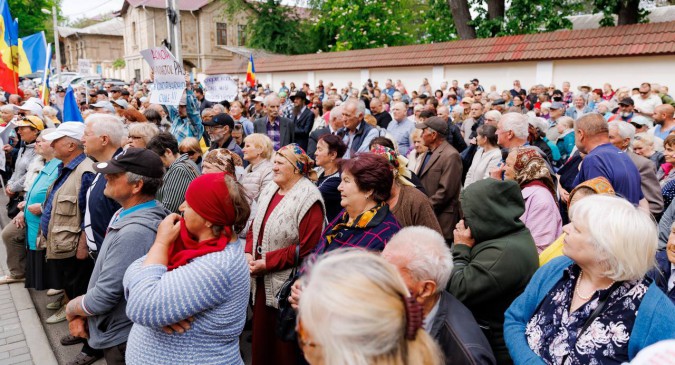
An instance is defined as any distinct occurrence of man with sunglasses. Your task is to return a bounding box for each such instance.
[633,82,663,120]
[609,97,636,123]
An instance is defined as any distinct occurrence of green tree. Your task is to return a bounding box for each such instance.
[112,58,125,70]
[419,0,458,43]
[219,0,314,55]
[8,0,62,40]
[593,0,649,26]
[309,0,417,51]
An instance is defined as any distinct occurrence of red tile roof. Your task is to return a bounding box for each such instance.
[206,21,675,75]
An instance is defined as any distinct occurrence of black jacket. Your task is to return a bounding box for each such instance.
[253,116,295,149]
[293,107,315,151]
[430,291,496,365]
[307,127,331,160]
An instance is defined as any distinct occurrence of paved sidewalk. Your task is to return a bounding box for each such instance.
[0,254,57,365]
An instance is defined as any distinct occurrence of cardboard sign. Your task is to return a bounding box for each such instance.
[140,47,186,106]
[77,59,91,75]
[203,74,238,102]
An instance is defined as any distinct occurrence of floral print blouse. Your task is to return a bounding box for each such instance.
[526,264,650,365]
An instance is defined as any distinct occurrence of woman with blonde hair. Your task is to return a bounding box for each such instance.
[240,133,274,203]
[505,195,675,364]
[126,122,159,149]
[298,249,442,365]
[178,137,202,166]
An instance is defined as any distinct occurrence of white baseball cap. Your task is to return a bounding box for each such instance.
[42,122,86,141]
[18,101,44,117]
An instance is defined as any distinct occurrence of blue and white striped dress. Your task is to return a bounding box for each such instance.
[123,240,249,365]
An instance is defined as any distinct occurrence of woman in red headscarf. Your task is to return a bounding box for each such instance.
[123,172,251,365]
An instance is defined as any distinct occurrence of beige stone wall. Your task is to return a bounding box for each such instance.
[123,2,254,80]
[62,34,123,75]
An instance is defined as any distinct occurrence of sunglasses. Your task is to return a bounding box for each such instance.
[182,150,197,156]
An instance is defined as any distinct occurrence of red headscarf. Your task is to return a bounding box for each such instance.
[167,172,236,270]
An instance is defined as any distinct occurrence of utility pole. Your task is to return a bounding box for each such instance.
[165,0,182,64]
[42,7,62,84]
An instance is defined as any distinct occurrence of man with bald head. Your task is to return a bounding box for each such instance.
[387,101,416,155]
[652,104,675,140]
[369,97,392,129]
[573,113,643,206]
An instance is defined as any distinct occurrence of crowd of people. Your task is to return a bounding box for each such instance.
[1,73,674,365]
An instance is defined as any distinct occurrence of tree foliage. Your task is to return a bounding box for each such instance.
[220,0,313,55]
[593,0,649,26]
[112,58,125,70]
[310,0,418,52]
[8,0,62,40]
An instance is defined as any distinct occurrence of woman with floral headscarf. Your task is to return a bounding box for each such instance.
[244,143,325,365]
[539,176,615,266]
[370,145,441,234]
[492,146,562,253]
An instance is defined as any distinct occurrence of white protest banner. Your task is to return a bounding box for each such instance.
[203,74,238,102]
[78,59,91,75]
[140,46,186,106]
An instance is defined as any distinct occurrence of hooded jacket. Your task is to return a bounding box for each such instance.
[83,202,170,349]
[447,179,538,364]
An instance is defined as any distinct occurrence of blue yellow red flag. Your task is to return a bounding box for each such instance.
[41,44,52,106]
[63,85,84,122]
[19,31,48,76]
[246,54,256,87]
[0,0,19,93]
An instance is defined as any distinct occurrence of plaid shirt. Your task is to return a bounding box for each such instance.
[40,153,95,238]
[280,100,294,119]
[266,117,281,150]
[563,91,574,105]
[313,205,401,254]
[164,90,204,144]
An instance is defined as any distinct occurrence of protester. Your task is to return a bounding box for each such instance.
[370,145,441,234]
[505,195,675,364]
[492,146,562,253]
[312,152,400,254]
[245,144,325,365]
[124,172,250,364]
[229,100,254,135]
[414,117,462,243]
[539,176,615,266]
[253,94,294,151]
[40,122,96,325]
[406,128,426,173]
[298,249,443,365]
[632,132,663,170]
[573,113,644,206]
[382,227,496,365]
[314,134,346,223]
[14,128,57,290]
[147,132,200,213]
[449,178,539,364]
[240,133,275,203]
[608,121,664,216]
[339,100,379,158]
[0,116,43,284]
[64,148,167,365]
[464,124,501,187]
[161,84,204,144]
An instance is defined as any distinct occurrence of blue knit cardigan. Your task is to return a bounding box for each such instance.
[504,256,675,364]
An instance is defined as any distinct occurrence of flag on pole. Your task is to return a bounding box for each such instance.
[18,31,48,76]
[63,85,84,122]
[40,44,52,106]
[0,0,19,94]
[246,54,255,87]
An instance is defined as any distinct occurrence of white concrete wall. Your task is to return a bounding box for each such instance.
[370,67,434,94]
[211,55,675,94]
[552,55,675,91]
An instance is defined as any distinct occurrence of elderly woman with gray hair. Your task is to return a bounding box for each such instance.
[607,120,664,216]
[382,227,496,365]
[505,195,675,364]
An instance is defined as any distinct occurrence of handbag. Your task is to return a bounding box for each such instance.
[6,195,23,219]
[275,244,300,342]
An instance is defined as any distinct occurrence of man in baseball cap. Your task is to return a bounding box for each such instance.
[203,113,243,157]
[65,147,168,363]
[415,116,463,244]
[43,121,86,142]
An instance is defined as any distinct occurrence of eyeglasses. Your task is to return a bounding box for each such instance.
[181,150,197,156]
[640,92,648,95]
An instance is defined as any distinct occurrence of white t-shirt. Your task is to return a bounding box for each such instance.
[632,94,663,115]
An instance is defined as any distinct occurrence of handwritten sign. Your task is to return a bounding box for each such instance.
[203,74,238,102]
[77,59,91,75]
[140,47,185,106]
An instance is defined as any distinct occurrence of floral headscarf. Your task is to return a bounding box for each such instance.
[369,145,414,187]
[277,143,318,181]
[567,176,615,209]
[203,149,242,177]
[512,147,556,198]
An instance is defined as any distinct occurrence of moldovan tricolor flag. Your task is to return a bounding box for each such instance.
[0,0,19,94]
[18,31,48,76]
[246,54,255,87]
